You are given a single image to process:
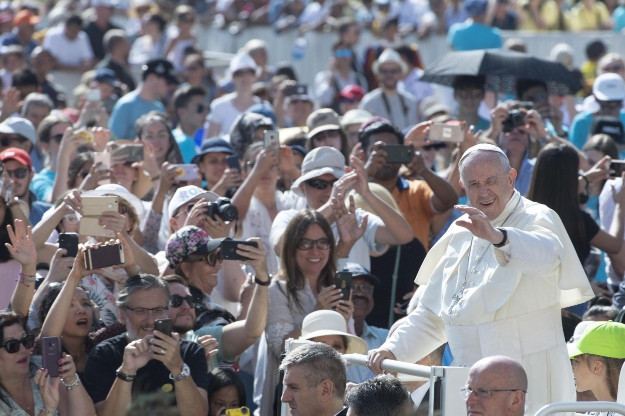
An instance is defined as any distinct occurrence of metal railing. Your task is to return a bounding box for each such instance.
[534,401,625,416]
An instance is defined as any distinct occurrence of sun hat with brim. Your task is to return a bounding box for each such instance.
[306,108,342,139]
[82,184,144,218]
[341,109,373,128]
[300,310,368,355]
[168,185,219,218]
[229,53,258,75]
[0,117,36,144]
[372,48,408,76]
[165,225,224,268]
[191,137,234,164]
[291,146,345,196]
[568,321,625,359]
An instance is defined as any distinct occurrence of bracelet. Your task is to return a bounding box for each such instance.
[254,274,271,286]
[61,374,80,391]
[116,366,137,382]
[16,272,36,286]
[40,408,58,415]
[493,228,508,248]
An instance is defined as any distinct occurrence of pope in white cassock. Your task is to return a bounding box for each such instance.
[367,144,594,415]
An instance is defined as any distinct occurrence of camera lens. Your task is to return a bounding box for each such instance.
[219,204,239,222]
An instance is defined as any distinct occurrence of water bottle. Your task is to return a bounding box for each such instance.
[291,36,307,61]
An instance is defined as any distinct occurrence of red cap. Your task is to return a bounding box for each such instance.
[0,147,32,169]
[339,85,365,101]
[13,10,40,26]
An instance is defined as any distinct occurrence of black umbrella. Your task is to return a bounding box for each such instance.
[421,49,583,95]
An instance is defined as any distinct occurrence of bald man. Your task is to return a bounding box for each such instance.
[464,356,527,416]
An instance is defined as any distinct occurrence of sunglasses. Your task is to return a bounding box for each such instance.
[379,67,401,75]
[233,69,255,77]
[296,237,331,250]
[352,283,374,294]
[1,333,35,354]
[187,251,223,267]
[0,136,27,148]
[185,65,202,72]
[5,167,29,179]
[170,294,195,308]
[335,48,352,59]
[42,133,64,144]
[305,178,336,190]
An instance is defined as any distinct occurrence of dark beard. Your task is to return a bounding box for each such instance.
[374,164,400,181]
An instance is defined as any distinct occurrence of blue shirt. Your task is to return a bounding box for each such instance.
[346,322,388,383]
[569,110,625,153]
[172,127,199,164]
[108,90,165,140]
[447,20,502,51]
[514,153,536,196]
[29,191,52,226]
[29,168,55,203]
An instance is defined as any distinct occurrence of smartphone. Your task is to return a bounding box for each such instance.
[58,232,79,257]
[86,88,101,102]
[225,407,251,416]
[263,130,279,149]
[83,241,125,270]
[79,217,115,238]
[220,240,258,261]
[429,123,464,143]
[609,160,625,177]
[41,337,61,377]
[334,271,352,301]
[226,155,241,173]
[284,84,308,97]
[154,318,172,338]
[113,144,144,163]
[383,144,414,164]
[81,196,119,217]
[171,164,200,182]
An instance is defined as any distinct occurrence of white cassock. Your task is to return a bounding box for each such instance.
[383,190,594,415]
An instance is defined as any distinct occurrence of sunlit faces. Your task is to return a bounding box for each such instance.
[570,355,601,394]
[140,119,171,160]
[295,223,331,280]
[209,384,241,416]
[181,95,209,131]
[302,173,337,210]
[64,287,93,338]
[498,127,529,157]
[167,282,196,333]
[110,161,138,191]
[460,152,516,221]
[24,104,51,130]
[0,324,33,375]
[366,131,403,181]
[281,365,325,416]
[465,364,522,416]
[119,288,169,341]
[351,277,374,321]
[180,254,222,295]
[198,152,229,187]
[377,63,402,90]
[3,159,33,199]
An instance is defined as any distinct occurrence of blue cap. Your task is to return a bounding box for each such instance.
[342,262,380,285]
[93,68,119,86]
[192,137,234,164]
[465,0,488,15]
[290,144,308,158]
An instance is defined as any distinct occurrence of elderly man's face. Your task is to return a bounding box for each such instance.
[460,152,516,221]
[465,363,524,416]
[119,288,169,341]
[352,276,374,321]
[281,365,325,416]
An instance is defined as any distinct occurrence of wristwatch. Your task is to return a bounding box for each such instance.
[493,228,508,248]
[169,363,191,382]
[116,366,137,382]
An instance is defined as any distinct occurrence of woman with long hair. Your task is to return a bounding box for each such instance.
[207,368,247,416]
[526,143,625,297]
[259,209,355,415]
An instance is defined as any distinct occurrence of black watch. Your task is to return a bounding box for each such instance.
[255,274,271,286]
[493,228,508,248]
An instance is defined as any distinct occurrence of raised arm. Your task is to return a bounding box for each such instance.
[7,220,37,317]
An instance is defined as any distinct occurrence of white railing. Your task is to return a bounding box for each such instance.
[534,401,625,416]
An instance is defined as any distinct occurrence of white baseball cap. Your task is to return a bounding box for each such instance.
[593,73,625,102]
[168,185,219,217]
[291,147,345,196]
[0,117,36,144]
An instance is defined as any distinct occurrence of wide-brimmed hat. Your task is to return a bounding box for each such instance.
[291,147,345,196]
[192,137,234,164]
[341,109,373,128]
[229,53,257,75]
[568,321,625,359]
[372,49,407,76]
[306,108,342,140]
[300,310,368,354]
[166,225,224,268]
[168,185,219,217]
[82,183,144,218]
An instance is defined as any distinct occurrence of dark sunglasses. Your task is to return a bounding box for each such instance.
[296,237,331,250]
[0,136,27,148]
[233,69,255,77]
[41,133,64,144]
[188,251,223,267]
[305,178,336,190]
[1,333,35,354]
[6,167,29,179]
[170,294,196,308]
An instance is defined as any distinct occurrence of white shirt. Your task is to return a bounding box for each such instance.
[43,26,94,66]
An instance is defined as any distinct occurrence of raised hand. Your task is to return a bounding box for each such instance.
[315,285,344,311]
[333,194,368,247]
[455,205,503,244]
[5,220,36,267]
[34,368,60,414]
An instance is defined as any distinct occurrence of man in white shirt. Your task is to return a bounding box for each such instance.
[42,15,94,72]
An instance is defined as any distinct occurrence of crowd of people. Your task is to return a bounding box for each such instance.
[0,1,624,416]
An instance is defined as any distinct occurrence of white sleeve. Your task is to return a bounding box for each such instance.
[599,178,621,232]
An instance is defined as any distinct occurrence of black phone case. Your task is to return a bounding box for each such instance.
[226,155,241,172]
[154,318,172,337]
[221,240,258,261]
[334,271,352,300]
[41,337,61,377]
[59,233,79,257]
[84,243,124,270]
[384,145,414,164]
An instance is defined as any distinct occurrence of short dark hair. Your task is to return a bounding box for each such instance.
[280,343,347,400]
[585,40,607,61]
[116,274,170,308]
[103,29,127,55]
[12,68,38,88]
[358,119,404,152]
[172,85,207,111]
[207,369,247,407]
[65,14,83,27]
[515,78,547,101]
[452,75,485,91]
[346,375,412,416]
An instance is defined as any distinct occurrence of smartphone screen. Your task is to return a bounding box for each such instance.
[383,145,414,164]
[610,160,625,177]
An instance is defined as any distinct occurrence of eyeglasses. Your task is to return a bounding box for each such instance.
[1,333,35,353]
[187,251,223,267]
[352,283,374,294]
[456,90,483,100]
[379,67,401,75]
[296,237,331,250]
[305,178,336,190]
[42,133,64,144]
[601,65,624,72]
[185,65,202,72]
[123,306,168,317]
[5,167,29,179]
[195,104,206,114]
[0,135,27,148]
[460,387,526,400]
[170,294,196,308]
[233,69,255,77]
[335,48,352,59]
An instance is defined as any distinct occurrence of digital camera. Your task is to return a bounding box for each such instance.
[206,197,239,222]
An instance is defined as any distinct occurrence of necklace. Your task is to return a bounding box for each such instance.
[447,196,522,316]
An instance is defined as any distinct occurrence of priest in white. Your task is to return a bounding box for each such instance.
[367,144,594,415]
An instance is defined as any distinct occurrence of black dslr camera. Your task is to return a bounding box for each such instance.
[502,102,533,133]
[206,197,239,222]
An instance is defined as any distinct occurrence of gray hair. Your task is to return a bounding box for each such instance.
[116,274,170,308]
[21,93,54,117]
[345,375,412,416]
[280,343,347,400]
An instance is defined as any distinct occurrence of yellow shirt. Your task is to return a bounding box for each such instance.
[567,1,610,30]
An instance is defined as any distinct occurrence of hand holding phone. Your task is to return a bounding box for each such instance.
[41,337,61,377]
[609,160,625,178]
[220,239,258,261]
[383,145,414,164]
[83,240,125,270]
[334,271,352,301]
[154,318,172,338]
[263,130,279,150]
[59,232,79,257]
[171,164,200,181]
